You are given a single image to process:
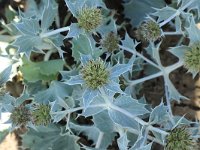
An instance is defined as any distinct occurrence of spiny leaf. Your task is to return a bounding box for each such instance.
[34,81,72,103]
[123,0,166,26]
[22,125,80,150]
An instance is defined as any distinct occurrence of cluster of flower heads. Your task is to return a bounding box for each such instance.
[77,7,103,32]
[10,104,51,127]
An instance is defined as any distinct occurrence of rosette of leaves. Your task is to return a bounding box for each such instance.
[32,104,51,126]
[65,55,132,108]
[165,126,196,150]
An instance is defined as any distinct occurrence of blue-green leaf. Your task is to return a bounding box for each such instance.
[83,88,98,108]
[185,16,200,43]
[20,59,65,82]
[14,18,40,35]
[114,96,149,116]
[104,80,123,94]
[117,133,129,150]
[82,96,106,117]
[12,35,44,57]
[149,102,169,124]
[41,0,57,31]
[65,75,84,85]
[0,65,12,86]
[34,81,72,103]
[71,35,93,61]
[69,122,116,149]
[123,0,166,26]
[110,63,132,78]
[93,110,115,133]
[65,23,82,39]
[168,45,188,62]
[152,6,177,23]
[22,125,80,150]
[108,109,140,129]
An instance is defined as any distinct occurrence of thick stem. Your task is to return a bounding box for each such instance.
[164,85,175,125]
[128,128,164,145]
[95,132,104,148]
[163,32,182,35]
[129,71,163,86]
[165,61,183,74]
[44,49,57,61]
[110,104,169,136]
[40,27,70,38]
[119,45,160,69]
[159,0,194,27]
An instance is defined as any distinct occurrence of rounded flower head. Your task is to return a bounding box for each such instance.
[10,106,31,126]
[102,32,120,52]
[32,104,51,126]
[183,43,200,72]
[138,20,161,41]
[81,59,109,89]
[165,126,196,150]
[77,7,103,32]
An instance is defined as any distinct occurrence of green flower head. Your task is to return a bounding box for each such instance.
[10,106,31,126]
[102,32,120,52]
[165,126,196,150]
[183,42,200,73]
[81,59,109,89]
[138,20,161,42]
[32,104,51,126]
[77,7,103,32]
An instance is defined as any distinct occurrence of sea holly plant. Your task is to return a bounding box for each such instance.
[1,0,200,150]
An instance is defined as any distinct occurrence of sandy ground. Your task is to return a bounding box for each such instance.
[0,133,18,150]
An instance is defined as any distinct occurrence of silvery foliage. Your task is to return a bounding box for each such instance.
[0,0,200,149]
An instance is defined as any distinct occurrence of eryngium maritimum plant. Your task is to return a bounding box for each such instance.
[1,0,200,149]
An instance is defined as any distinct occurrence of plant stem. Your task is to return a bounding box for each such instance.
[128,128,164,145]
[164,85,175,125]
[40,27,70,38]
[129,71,163,86]
[165,61,183,73]
[119,45,160,69]
[159,0,194,27]
[95,132,104,148]
[44,49,57,61]
[110,104,169,136]
[163,32,182,35]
